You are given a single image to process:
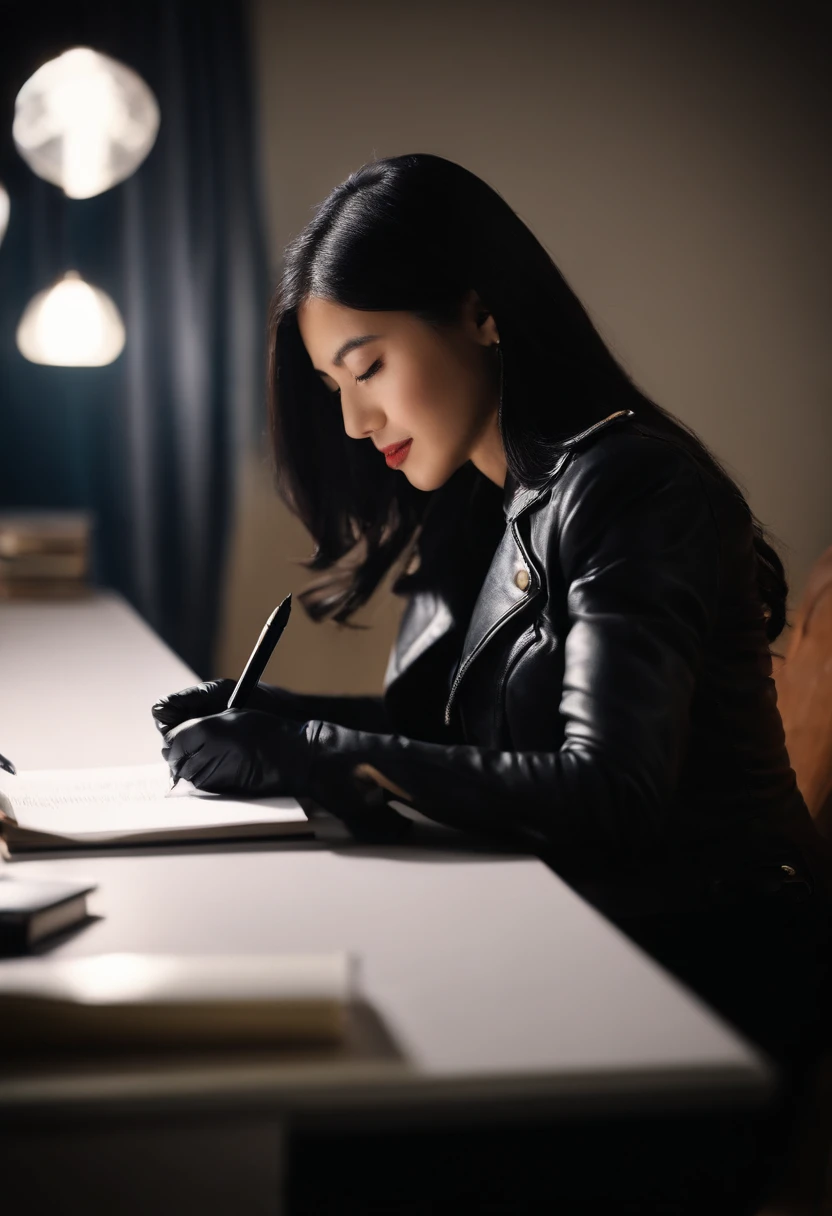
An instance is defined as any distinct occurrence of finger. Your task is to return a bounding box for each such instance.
[162,725,206,777]
[151,682,230,731]
[161,715,209,749]
[168,743,205,782]
[152,699,206,732]
[181,753,229,792]
[177,749,226,789]
[152,697,201,733]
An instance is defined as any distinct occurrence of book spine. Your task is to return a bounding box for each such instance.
[0,552,89,579]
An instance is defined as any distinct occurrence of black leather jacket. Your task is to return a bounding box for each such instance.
[294,410,832,918]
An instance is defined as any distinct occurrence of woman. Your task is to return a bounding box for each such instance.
[153,153,832,1208]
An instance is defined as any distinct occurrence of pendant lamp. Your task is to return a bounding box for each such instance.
[13,46,160,200]
[0,183,9,247]
[16,271,126,366]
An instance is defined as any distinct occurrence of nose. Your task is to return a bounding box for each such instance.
[340,391,384,442]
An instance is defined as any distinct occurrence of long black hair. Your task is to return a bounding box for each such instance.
[266,152,789,643]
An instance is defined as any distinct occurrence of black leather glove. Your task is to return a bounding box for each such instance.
[151,679,297,736]
[151,679,390,736]
[160,709,318,797]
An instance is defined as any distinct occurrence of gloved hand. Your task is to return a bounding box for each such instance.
[160,709,319,797]
[151,678,298,737]
[161,711,415,844]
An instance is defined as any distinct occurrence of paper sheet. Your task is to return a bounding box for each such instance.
[0,761,307,834]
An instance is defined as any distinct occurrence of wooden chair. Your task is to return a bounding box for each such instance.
[757,543,832,1214]
[772,543,832,837]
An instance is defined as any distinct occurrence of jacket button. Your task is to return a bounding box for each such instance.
[514,568,530,591]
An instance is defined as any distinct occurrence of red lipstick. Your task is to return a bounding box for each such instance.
[383,439,412,469]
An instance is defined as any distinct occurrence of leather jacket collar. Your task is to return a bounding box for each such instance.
[502,409,636,522]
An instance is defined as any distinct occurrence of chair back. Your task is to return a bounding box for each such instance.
[773,544,832,838]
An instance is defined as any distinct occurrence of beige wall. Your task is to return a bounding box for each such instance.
[215,0,830,690]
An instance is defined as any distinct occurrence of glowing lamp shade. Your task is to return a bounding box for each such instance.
[13,47,160,199]
[0,183,9,247]
[16,271,126,366]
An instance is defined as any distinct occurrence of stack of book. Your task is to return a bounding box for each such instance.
[0,511,94,600]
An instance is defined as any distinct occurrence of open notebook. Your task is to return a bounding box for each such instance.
[0,761,314,853]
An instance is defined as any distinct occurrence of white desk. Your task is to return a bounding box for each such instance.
[0,592,773,1211]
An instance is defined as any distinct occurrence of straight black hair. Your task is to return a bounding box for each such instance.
[266,153,789,643]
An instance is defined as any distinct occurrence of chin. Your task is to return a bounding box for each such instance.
[404,454,465,494]
[404,468,448,493]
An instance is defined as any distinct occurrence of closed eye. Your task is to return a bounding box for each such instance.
[355,358,382,383]
[321,358,382,396]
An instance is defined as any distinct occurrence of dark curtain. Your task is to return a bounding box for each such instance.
[0,0,272,677]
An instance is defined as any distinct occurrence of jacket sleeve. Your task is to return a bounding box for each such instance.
[302,439,721,857]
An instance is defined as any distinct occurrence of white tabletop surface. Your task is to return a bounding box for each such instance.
[0,592,772,1125]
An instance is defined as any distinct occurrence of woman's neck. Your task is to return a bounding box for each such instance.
[469,408,507,488]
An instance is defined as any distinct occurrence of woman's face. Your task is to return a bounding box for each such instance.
[296,291,505,491]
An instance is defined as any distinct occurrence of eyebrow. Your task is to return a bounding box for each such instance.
[314,334,381,375]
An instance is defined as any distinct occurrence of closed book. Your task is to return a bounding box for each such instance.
[0,551,89,580]
[0,875,97,954]
[0,510,93,558]
[0,951,354,1048]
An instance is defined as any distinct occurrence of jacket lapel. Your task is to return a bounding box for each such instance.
[444,514,544,725]
[383,591,455,690]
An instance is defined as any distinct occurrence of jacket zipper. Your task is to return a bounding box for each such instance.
[444,593,534,726]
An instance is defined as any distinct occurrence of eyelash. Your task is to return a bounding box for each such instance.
[356,358,382,383]
[330,358,382,395]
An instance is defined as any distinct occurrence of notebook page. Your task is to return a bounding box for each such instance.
[0,762,307,834]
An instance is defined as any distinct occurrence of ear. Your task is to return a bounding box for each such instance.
[464,288,500,347]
